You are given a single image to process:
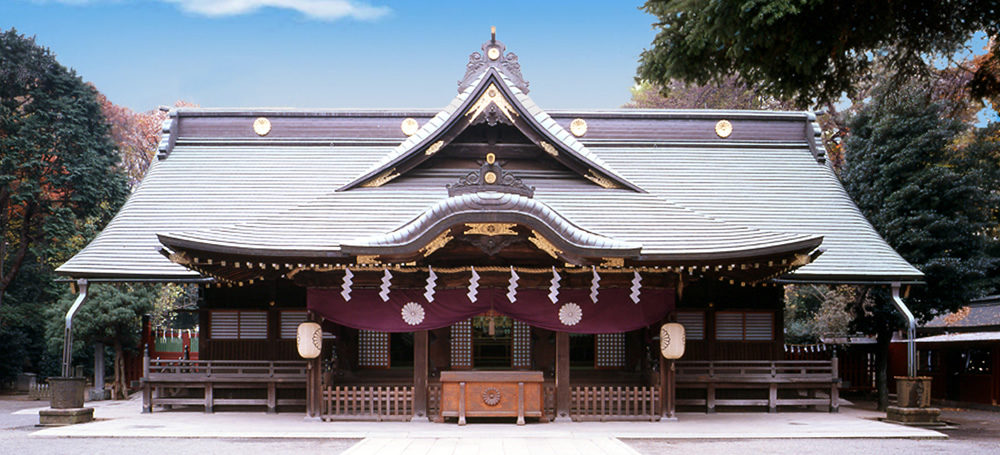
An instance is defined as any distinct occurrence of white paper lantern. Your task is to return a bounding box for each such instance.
[296,322,322,359]
[659,323,686,359]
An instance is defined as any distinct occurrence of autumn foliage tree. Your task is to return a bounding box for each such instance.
[0,29,128,311]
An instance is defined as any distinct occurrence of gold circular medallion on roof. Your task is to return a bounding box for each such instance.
[715,119,733,138]
[486,152,496,164]
[487,47,501,60]
[253,117,271,136]
[569,118,588,137]
[484,171,497,184]
[401,118,420,136]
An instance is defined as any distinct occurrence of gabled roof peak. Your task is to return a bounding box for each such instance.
[458,29,529,94]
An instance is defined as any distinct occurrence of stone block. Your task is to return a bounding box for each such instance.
[38,407,94,426]
[885,405,941,424]
[48,377,86,409]
[894,376,932,408]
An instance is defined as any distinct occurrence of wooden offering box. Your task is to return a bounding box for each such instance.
[439,371,544,425]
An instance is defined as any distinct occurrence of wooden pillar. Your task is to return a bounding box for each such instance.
[412,330,429,421]
[555,331,571,422]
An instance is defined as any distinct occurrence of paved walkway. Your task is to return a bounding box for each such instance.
[12,395,947,454]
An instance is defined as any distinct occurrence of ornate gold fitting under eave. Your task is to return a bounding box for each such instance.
[420,231,454,257]
[585,169,620,189]
[465,83,518,124]
[168,251,191,265]
[601,257,625,267]
[362,168,399,188]
[424,140,445,156]
[539,141,558,157]
[355,255,381,265]
[465,223,517,236]
[528,231,562,259]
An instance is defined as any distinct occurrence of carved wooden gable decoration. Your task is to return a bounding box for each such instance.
[338,36,643,193]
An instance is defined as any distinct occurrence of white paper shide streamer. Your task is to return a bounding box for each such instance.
[379,268,392,302]
[507,266,519,302]
[467,267,480,302]
[424,266,437,302]
[548,266,561,304]
[341,267,354,301]
[590,266,600,304]
[630,271,642,304]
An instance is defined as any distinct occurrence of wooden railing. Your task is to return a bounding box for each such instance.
[675,360,840,413]
[322,385,413,421]
[147,359,308,379]
[141,359,307,413]
[570,386,660,421]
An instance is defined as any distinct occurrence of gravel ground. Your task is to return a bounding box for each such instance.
[624,402,1000,455]
[3,394,997,454]
[0,395,358,455]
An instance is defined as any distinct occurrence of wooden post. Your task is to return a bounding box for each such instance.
[830,355,840,413]
[458,382,467,426]
[204,384,213,414]
[555,331,571,422]
[412,330,429,421]
[267,382,276,414]
[666,359,676,419]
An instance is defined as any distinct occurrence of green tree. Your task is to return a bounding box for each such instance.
[841,82,998,409]
[0,28,128,309]
[0,28,128,383]
[637,0,1000,106]
[46,283,156,398]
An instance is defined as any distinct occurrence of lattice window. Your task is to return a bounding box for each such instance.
[279,310,308,339]
[676,311,705,341]
[450,320,472,369]
[512,320,531,369]
[595,333,626,369]
[715,311,773,341]
[745,312,773,341]
[209,311,267,340]
[358,330,390,368]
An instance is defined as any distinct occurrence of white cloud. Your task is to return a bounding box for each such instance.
[165,0,389,21]
[41,0,390,21]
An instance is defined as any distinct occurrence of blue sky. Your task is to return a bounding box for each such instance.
[2,1,656,112]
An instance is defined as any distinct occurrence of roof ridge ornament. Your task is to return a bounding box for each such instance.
[447,152,535,198]
[459,27,529,94]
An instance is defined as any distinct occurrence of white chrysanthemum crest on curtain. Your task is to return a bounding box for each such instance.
[559,303,582,326]
[401,302,425,326]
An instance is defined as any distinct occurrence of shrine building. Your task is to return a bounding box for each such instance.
[57,34,923,422]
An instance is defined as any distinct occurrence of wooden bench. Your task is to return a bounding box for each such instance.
[141,357,307,414]
[675,360,840,413]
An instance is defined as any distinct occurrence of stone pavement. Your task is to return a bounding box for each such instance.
[11,395,947,455]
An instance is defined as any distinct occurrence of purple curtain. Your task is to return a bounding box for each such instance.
[307,287,673,334]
